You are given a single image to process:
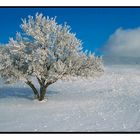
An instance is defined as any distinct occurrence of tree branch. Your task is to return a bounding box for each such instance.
[45,79,57,88]
[36,76,42,85]
[25,80,39,98]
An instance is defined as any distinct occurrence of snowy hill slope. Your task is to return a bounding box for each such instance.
[103,56,140,65]
[1,64,140,132]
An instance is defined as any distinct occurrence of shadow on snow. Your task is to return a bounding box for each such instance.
[0,86,59,100]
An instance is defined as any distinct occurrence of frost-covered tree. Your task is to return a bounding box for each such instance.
[0,13,104,101]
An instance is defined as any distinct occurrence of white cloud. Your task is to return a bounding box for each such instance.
[103,27,140,57]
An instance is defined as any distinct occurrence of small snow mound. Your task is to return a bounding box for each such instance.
[33,98,48,103]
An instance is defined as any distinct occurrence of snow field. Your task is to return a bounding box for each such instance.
[1,65,140,131]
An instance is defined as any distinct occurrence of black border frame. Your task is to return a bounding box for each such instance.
[0,6,140,134]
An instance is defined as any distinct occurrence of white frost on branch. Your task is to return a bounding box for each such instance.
[0,13,104,86]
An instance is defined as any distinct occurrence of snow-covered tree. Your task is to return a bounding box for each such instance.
[0,13,104,101]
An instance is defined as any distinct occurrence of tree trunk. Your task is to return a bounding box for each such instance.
[25,80,49,101]
[38,86,47,101]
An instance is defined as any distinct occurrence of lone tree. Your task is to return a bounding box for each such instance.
[0,13,103,101]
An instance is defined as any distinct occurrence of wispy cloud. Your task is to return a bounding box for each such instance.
[103,27,140,58]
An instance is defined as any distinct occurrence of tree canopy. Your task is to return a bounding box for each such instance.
[0,13,104,101]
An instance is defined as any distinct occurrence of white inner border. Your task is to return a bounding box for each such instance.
[0,0,140,6]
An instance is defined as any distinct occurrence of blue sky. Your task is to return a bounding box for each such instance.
[1,8,140,55]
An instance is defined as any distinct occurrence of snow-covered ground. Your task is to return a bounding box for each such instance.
[1,64,140,132]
